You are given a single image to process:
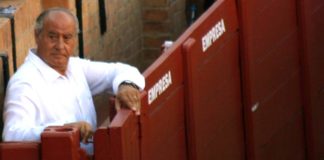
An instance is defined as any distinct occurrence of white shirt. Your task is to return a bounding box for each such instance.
[3,49,145,142]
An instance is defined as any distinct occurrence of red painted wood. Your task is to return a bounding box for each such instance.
[298,0,324,159]
[109,109,140,160]
[41,126,88,160]
[181,0,245,159]
[141,43,187,160]
[94,119,111,160]
[0,142,40,160]
[238,0,306,159]
[2,0,324,159]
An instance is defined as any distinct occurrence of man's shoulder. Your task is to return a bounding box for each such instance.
[68,56,92,71]
[69,56,90,64]
[9,62,40,85]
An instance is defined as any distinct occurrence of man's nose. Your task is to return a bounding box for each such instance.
[55,37,65,50]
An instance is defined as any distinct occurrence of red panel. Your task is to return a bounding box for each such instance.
[182,1,245,159]
[298,0,324,159]
[109,109,140,160]
[94,119,111,160]
[238,0,306,159]
[93,97,117,160]
[141,43,187,160]
[0,142,40,160]
[93,105,139,160]
[41,126,88,160]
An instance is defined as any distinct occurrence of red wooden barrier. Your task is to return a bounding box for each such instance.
[41,126,88,160]
[182,0,245,159]
[298,0,324,159]
[94,118,111,160]
[94,109,140,160]
[238,0,306,159]
[2,0,324,159]
[0,142,40,160]
[140,43,187,160]
[0,126,88,160]
[109,109,140,160]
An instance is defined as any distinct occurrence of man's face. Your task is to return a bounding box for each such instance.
[35,11,77,75]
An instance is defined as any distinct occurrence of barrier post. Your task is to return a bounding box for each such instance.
[41,126,88,160]
[109,109,140,160]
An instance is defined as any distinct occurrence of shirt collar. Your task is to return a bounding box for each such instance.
[27,49,70,82]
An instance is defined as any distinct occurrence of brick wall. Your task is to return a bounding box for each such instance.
[141,0,187,70]
[42,0,76,12]
[101,0,143,67]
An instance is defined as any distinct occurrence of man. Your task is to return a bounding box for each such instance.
[2,7,145,153]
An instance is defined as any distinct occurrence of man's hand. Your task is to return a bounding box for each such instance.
[115,84,141,115]
[64,121,93,144]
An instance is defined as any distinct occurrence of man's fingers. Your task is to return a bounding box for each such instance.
[115,97,121,111]
[82,130,93,144]
[135,106,140,115]
[80,123,93,144]
[64,121,94,144]
[128,96,141,115]
[116,85,142,115]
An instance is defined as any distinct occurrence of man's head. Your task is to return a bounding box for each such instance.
[34,8,79,75]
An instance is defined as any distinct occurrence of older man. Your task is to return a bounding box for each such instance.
[2,7,145,154]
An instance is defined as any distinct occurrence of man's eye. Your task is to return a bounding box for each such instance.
[48,34,58,40]
[65,36,72,40]
[64,35,73,42]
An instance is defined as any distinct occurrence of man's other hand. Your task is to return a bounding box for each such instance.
[64,121,94,144]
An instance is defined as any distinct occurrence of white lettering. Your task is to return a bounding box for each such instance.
[202,19,226,52]
[148,71,173,105]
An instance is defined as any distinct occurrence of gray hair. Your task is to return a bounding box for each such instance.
[34,7,80,34]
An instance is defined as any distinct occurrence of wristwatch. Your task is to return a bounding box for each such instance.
[119,80,140,90]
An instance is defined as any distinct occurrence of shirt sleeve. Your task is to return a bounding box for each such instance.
[3,80,48,141]
[77,58,145,95]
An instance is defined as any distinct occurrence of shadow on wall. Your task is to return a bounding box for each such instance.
[186,0,216,25]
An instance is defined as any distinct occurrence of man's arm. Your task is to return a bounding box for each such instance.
[78,58,145,114]
[77,58,145,95]
[3,82,47,141]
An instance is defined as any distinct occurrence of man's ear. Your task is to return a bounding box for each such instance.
[34,29,40,43]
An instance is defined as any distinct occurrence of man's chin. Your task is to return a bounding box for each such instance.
[48,62,68,71]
